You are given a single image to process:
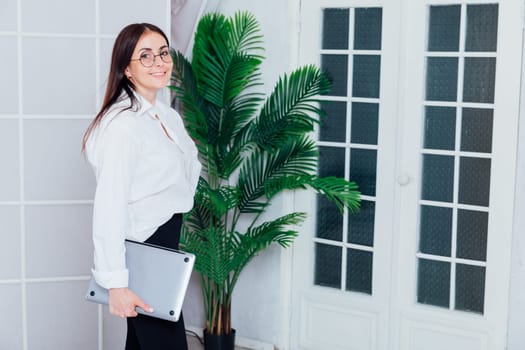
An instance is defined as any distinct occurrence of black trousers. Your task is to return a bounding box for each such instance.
[125,213,188,350]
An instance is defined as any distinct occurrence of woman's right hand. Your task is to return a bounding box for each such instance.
[108,287,153,318]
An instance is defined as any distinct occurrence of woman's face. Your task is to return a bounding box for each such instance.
[125,30,173,102]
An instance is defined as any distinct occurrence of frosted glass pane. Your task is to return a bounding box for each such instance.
[426,57,458,101]
[463,57,496,104]
[319,146,345,178]
[421,154,454,202]
[0,37,19,114]
[457,209,488,261]
[418,259,450,308]
[322,8,349,50]
[424,106,456,150]
[22,0,95,33]
[0,120,20,200]
[0,284,23,350]
[354,8,382,50]
[319,101,347,142]
[456,264,485,314]
[0,0,17,31]
[22,37,96,114]
[348,200,375,247]
[428,5,461,52]
[350,148,377,196]
[458,157,491,206]
[0,206,21,279]
[99,0,168,35]
[315,243,342,289]
[316,195,343,241]
[466,4,498,52]
[24,119,96,200]
[346,249,373,294]
[351,102,379,145]
[461,108,493,153]
[352,55,381,98]
[419,205,452,257]
[322,55,348,97]
[26,281,98,350]
[25,205,93,278]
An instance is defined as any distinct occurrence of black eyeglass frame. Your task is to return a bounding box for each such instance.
[130,48,173,68]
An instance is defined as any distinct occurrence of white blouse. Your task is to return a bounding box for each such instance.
[85,92,201,289]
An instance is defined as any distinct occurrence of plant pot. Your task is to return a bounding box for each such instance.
[203,328,236,350]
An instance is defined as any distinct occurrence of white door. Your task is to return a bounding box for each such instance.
[289,1,523,349]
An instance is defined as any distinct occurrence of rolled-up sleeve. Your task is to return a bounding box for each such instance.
[91,119,138,289]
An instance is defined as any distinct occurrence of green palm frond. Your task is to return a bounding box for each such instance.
[264,175,360,213]
[182,226,234,285]
[238,136,318,212]
[252,65,331,150]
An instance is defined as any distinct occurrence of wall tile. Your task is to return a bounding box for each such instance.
[0,284,23,350]
[0,0,17,31]
[0,119,20,200]
[0,37,19,114]
[24,119,95,200]
[22,0,95,34]
[0,206,21,279]
[26,281,98,350]
[99,0,169,35]
[25,204,92,278]
[97,38,115,104]
[103,307,126,349]
[22,37,96,114]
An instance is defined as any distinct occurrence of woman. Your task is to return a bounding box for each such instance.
[82,23,201,349]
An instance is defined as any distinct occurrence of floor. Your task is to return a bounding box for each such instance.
[187,334,251,350]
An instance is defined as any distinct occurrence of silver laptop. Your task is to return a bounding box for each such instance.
[85,239,195,322]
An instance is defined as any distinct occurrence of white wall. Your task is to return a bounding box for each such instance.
[0,1,170,349]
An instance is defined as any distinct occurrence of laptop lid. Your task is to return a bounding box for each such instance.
[85,239,195,322]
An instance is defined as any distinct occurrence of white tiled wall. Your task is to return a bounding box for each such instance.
[0,1,170,349]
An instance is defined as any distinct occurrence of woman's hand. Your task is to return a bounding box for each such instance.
[108,287,153,318]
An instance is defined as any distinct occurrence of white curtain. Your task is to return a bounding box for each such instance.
[170,0,220,58]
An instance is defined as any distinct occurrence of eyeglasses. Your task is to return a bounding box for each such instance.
[130,49,172,67]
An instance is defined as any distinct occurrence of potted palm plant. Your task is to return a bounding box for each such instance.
[170,11,360,350]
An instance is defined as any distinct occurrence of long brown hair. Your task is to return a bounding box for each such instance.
[81,23,170,152]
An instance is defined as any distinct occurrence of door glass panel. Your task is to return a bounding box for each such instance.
[419,205,452,257]
[320,101,347,142]
[346,248,373,294]
[456,209,488,261]
[351,102,379,145]
[428,5,461,52]
[354,8,382,50]
[315,7,382,295]
[348,199,375,246]
[418,259,450,308]
[421,154,454,202]
[424,106,456,151]
[350,148,377,196]
[322,8,349,50]
[352,55,381,98]
[458,157,491,206]
[315,243,342,288]
[316,195,343,241]
[463,57,496,103]
[426,57,458,101]
[465,4,499,52]
[321,54,348,96]
[418,4,497,315]
[460,108,493,153]
[455,264,485,313]
[318,146,345,178]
